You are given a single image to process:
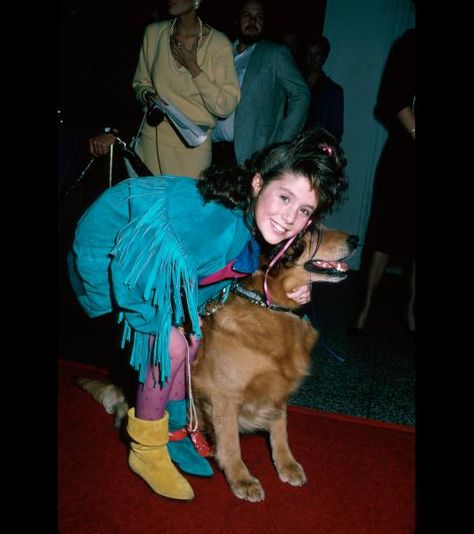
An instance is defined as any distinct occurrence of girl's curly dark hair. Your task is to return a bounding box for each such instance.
[197,127,348,259]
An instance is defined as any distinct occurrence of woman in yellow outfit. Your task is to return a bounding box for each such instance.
[133,0,240,177]
[89,0,240,179]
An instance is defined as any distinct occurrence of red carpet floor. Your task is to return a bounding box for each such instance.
[59,359,415,534]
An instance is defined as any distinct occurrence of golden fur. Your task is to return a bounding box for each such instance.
[74,377,128,430]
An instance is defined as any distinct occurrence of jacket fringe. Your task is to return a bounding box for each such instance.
[111,183,201,385]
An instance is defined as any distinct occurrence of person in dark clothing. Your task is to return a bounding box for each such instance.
[211,0,310,167]
[303,35,344,144]
[58,1,144,198]
[353,28,415,333]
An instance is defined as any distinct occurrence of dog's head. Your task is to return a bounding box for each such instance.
[264,227,359,305]
[298,227,359,283]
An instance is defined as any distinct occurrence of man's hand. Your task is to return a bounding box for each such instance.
[89,133,117,157]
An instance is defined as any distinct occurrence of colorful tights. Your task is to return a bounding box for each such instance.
[135,327,200,420]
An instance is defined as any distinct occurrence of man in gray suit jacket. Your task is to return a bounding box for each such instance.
[212,0,310,165]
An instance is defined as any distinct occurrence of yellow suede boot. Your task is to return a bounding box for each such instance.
[127,408,194,500]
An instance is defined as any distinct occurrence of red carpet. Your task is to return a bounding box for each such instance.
[59,359,415,534]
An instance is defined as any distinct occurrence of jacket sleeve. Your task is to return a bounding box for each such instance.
[68,182,131,318]
[274,46,311,142]
[132,24,161,106]
[191,38,240,118]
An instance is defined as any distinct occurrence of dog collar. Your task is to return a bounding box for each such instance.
[231,281,301,315]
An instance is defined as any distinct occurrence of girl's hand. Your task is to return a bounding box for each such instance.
[286,284,311,305]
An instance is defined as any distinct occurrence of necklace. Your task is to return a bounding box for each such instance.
[168,16,203,77]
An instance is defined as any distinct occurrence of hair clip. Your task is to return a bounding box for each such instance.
[320,144,334,157]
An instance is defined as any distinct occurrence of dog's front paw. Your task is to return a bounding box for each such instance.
[230,477,265,502]
[277,461,307,486]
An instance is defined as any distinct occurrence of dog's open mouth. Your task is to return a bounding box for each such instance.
[304,259,349,278]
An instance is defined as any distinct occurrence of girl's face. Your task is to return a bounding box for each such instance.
[252,173,318,245]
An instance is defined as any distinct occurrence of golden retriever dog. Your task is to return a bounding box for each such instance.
[75,227,358,502]
[191,227,358,502]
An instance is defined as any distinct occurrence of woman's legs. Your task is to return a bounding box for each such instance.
[354,250,389,330]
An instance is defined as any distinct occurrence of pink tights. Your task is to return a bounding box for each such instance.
[135,327,201,420]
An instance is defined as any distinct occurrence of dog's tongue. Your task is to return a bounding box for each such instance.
[314,260,349,272]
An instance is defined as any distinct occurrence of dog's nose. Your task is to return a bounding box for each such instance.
[348,234,359,249]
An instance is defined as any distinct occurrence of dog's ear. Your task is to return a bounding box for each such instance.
[280,233,309,267]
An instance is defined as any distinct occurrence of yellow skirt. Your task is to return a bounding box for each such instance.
[136,118,212,179]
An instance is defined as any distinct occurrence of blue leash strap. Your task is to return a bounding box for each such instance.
[320,339,346,362]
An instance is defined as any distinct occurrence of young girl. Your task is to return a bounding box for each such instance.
[68,127,347,501]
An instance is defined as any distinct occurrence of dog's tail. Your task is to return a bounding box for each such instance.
[74,377,129,430]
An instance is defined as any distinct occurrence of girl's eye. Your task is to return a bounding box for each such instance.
[280,195,289,202]
[300,208,311,217]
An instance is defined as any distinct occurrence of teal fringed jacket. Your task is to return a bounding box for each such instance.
[68,176,258,383]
